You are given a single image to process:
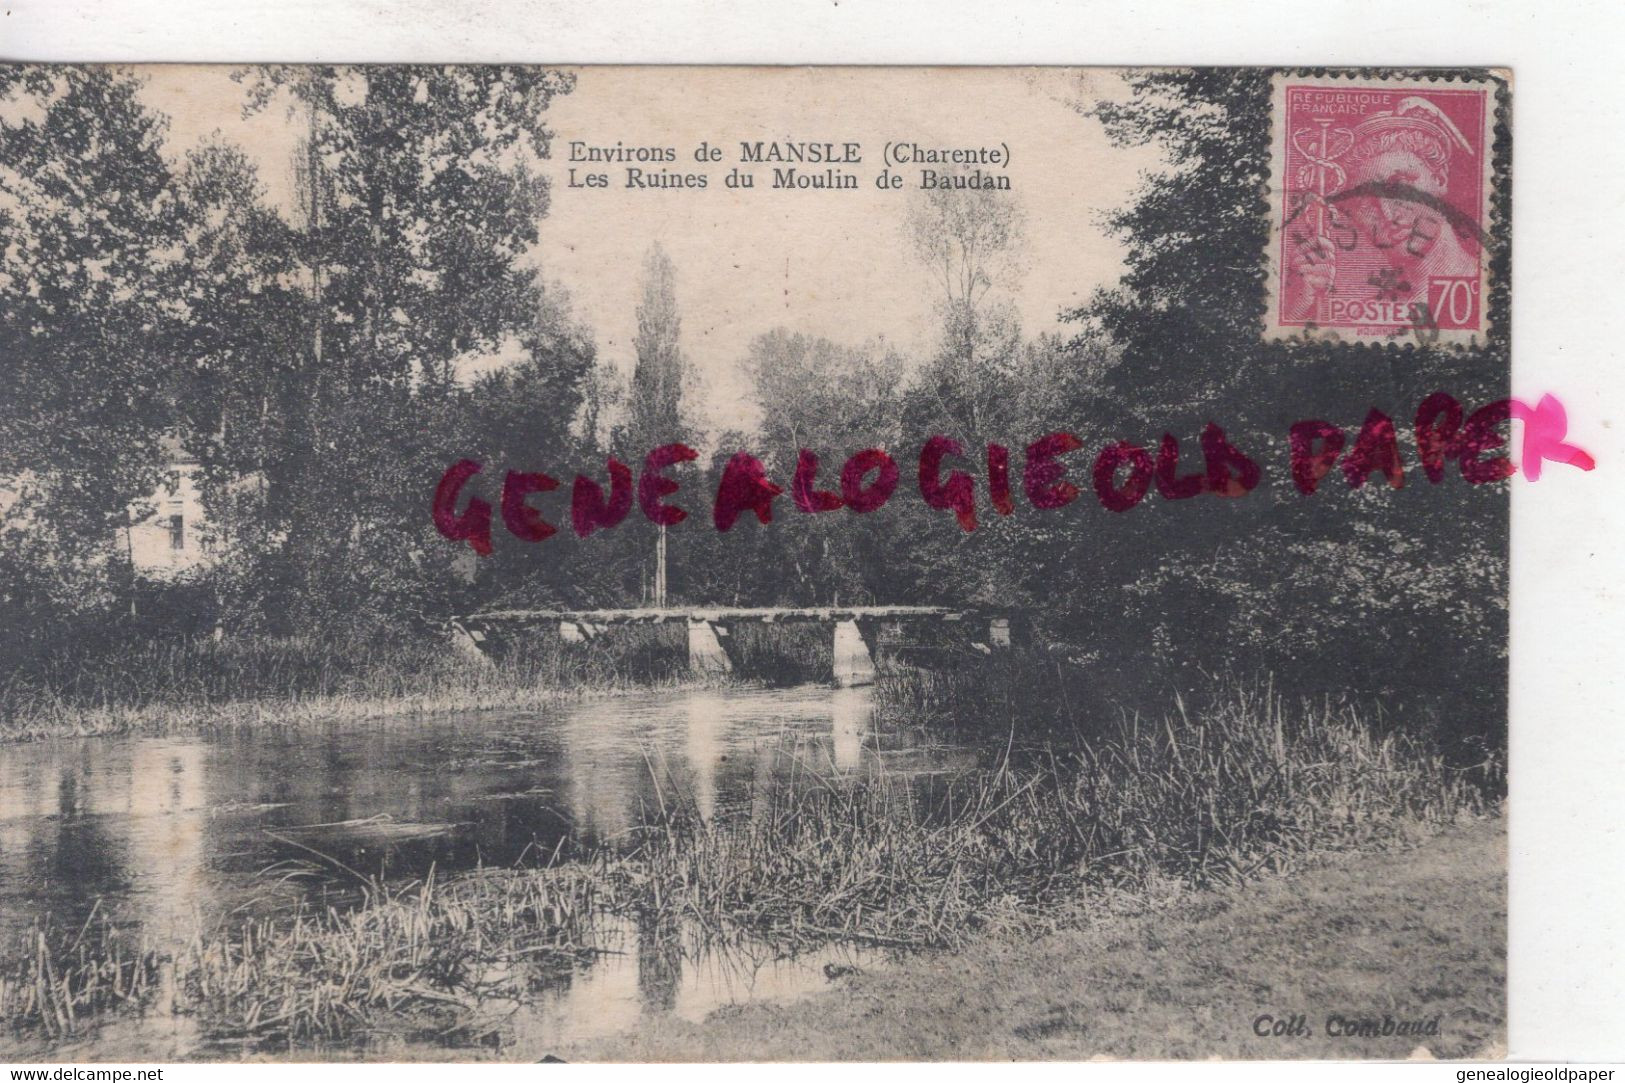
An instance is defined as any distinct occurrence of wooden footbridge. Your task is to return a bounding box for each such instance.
[449,606,1025,688]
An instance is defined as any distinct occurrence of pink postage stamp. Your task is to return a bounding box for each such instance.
[1265,72,1501,346]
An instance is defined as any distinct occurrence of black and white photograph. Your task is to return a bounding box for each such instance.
[0,58,1539,1062]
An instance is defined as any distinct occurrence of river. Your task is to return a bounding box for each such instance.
[0,684,984,1058]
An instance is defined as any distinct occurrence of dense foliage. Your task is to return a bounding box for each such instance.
[0,67,1507,745]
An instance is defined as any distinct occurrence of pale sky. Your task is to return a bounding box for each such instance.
[138,65,1160,435]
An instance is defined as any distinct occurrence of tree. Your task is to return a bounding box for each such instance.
[622,243,690,449]
[451,282,601,609]
[214,65,580,634]
[904,180,1026,437]
[0,67,204,645]
[617,244,694,605]
[736,330,906,604]
[1053,69,1510,740]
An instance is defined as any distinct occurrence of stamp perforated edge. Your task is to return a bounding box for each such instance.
[1261,68,1509,350]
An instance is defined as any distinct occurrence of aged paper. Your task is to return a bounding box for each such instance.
[0,65,1513,1062]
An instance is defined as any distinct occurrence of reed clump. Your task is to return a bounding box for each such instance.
[0,919,161,1040]
[626,684,1496,952]
[167,861,630,1045]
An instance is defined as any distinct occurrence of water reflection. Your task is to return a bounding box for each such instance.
[0,684,966,1055]
[830,687,872,772]
[684,692,724,820]
[0,739,218,942]
[509,914,873,1056]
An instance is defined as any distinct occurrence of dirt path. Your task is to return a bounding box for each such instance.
[559,818,1505,1062]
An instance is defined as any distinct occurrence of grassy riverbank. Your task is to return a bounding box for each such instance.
[564,817,1505,1061]
[0,686,1501,1053]
[0,625,834,743]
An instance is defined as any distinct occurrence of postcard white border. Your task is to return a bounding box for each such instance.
[4,0,1624,1068]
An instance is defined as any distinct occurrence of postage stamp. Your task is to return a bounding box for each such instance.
[1264,72,1502,346]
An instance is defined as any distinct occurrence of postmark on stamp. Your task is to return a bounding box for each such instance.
[1264,72,1502,346]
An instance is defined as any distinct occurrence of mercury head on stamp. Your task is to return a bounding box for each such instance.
[1268,75,1499,345]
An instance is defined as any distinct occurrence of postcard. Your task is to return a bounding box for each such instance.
[0,64,1523,1062]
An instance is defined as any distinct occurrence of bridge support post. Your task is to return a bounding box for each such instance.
[449,620,494,666]
[832,618,877,688]
[687,618,735,678]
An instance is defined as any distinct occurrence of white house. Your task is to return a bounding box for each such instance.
[124,444,212,579]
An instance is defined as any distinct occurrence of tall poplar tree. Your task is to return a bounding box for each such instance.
[618,244,692,604]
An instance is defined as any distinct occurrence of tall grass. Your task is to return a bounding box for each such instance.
[0,682,1500,1048]
[634,682,1496,951]
[0,918,161,1041]
[0,627,721,742]
[0,622,853,743]
[875,650,1505,777]
[173,865,614,1044]
[721,623,833,685]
